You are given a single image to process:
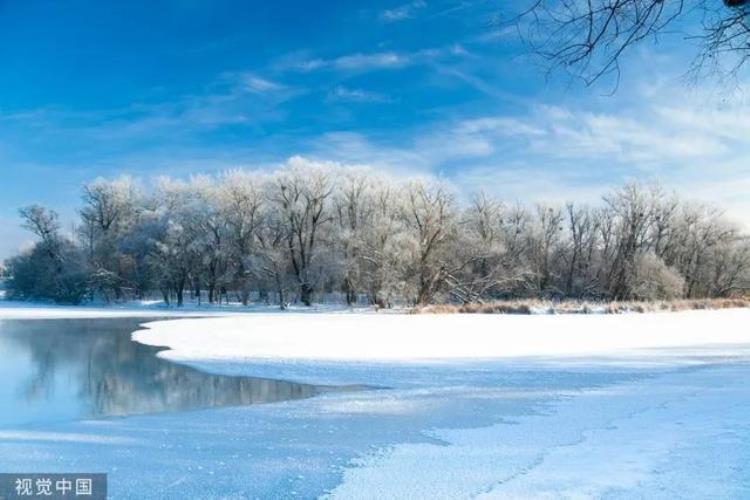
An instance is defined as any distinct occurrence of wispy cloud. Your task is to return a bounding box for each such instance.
[294,82,750,228]
[0,59,370,195]
[241,74,285,94]
[327,86,391,103]
[287,45,468,73]
[294,52,409,72]
[380,0,427,22]
[513,103,744,166]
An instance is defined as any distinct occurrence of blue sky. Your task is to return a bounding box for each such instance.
[1,0,749,259]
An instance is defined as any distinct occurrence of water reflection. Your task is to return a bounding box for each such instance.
[0,318,321,427]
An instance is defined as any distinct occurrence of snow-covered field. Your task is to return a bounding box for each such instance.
[132,308,750,363]
[1,305,749,498]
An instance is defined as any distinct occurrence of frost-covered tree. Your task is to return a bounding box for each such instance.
[333,170,372,305]
[401,181,457,305]
[219,170,264,305]
[562,203,600,298]
[144,179,205,306]
[8,205,88,303]
[253,204,292,309]
[270,163,334,306]
[79,176,142,299]
[629,253,686,301]
[5,168,749,306]
[356,179,406,308]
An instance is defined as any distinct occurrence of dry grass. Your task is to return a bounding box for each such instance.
[410,297,750,315]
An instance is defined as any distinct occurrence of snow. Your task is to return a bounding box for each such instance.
[326,365,750,499]
[1,353,748,498]
[132,308,750,363]
[2,309,749,498]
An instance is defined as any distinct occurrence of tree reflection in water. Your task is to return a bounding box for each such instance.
[0,318,321,421]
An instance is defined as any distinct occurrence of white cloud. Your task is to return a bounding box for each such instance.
[295,84,750,229]
[290,45,467,73]
[0,71,300,145]
[327,86,390,103]
[305,131,431,175]
[241,74,285,94]
[380,0,427,22]
[337,52,407,69]
[294,52,408,72]
[451,165,613,206]
[445,99,749,171]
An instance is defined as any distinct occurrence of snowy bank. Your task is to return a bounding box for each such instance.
[133,308,750,362]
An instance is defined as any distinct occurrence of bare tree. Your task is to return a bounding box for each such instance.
[19,205,61,247]
[401,181,457,305]
[6,169,749,307]
[526,204,565,297]
[333,170,371,305]
[254,206,292,309]
[219,171,264,305]
[516,0,750,86]
[357,180,406,308]
[13,205,88,303]
[78,176,141,299]
[447,192,526,303]
[146,178,204,307]
[563,203,599,298]
[271,164,334,306]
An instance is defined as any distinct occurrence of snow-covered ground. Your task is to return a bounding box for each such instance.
[2,352,748,499]
[132,308,750,364]
[326,363,750,499]
[1,306,749,498]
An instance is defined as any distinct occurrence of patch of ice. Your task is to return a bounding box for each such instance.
[326,367,750,499]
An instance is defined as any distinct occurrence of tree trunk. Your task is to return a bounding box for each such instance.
[300,283,313,306]
[343,278,356,305]
[175,278,185,307]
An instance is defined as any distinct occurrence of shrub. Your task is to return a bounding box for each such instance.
[628,253,685,301]
[5,240,89,304]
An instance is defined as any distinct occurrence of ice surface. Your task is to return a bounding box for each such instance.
[0,310,748,498]
[1,353,748,498]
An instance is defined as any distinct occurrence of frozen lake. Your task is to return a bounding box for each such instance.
[0,318,326,428]
[0,316,749,498]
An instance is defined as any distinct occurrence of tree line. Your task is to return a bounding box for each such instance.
[4,163,749,306]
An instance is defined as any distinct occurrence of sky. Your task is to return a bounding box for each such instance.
[1,0,749,259]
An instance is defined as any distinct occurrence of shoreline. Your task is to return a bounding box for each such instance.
[1,297,747,320]
[3,300,750,365]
